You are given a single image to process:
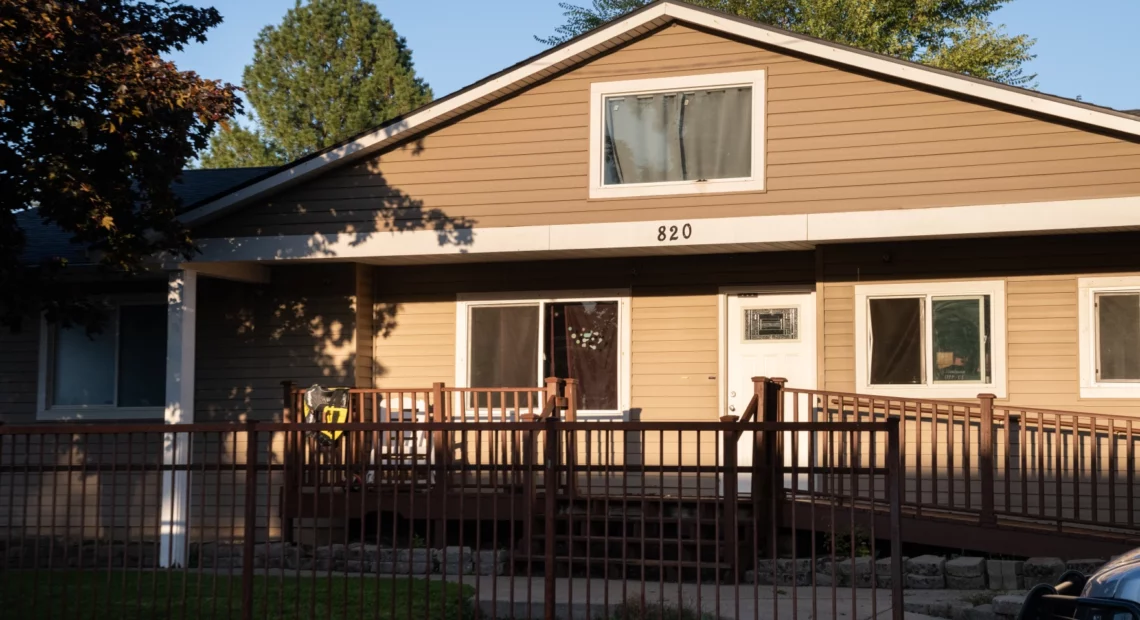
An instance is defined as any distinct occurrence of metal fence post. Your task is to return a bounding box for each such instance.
[887,417,905,620]
[543,414,559,620]
[241,420,259,620]
[978,393,997,526]
[280,381,295,544]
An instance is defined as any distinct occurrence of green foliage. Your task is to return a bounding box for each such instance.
[538,0,1035,87]
[824,527,874,558]
[0,570,474,619]
[0,0,240,331]
[200,0,433,168]
[198,121,285,168]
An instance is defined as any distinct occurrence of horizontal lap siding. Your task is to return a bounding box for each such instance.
[195,264,359,421]
[820,233,1140,415]
[373,297,455,388]
[0,320,38,423]
[200,25,1140,239]
[631,295,719,423]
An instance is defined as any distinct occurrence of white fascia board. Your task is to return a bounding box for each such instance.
[806,196,1140,243]
[662,3,1140,137]
[193,196,1140,264]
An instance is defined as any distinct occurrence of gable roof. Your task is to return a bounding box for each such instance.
[181,0,1140,226]
[20,166,275,265]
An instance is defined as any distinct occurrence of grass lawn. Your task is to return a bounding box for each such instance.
[0,570,473,619]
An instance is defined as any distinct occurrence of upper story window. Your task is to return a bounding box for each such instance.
[1079,277,1140,398]
[38,300,167,420]
[589,70,765,199]
[855,281,1007,398]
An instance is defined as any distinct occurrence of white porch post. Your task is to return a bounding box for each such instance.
[160,269,197,567]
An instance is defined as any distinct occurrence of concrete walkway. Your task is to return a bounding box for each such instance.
[435,576,997,620]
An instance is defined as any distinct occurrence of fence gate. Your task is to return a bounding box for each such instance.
[0,418,903,620]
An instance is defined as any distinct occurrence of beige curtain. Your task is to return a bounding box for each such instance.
[604,87,751,185]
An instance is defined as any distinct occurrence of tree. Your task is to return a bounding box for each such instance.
[200,0,433,168]
[198,122,284,169]
[538,0,1035,87]
[0,0,240,331]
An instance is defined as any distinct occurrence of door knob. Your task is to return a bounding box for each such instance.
[729,405,736,412]
[730,391,736,397]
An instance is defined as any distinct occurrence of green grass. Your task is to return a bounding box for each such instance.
[0,570,473,619]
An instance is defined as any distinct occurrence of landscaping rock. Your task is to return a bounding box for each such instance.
[946,557,986,578]
[906,574,946,589]
[1023,558,1065,587]
[992,594,1026,617]
[343,559,371,573]
[818,557,875,587]
[315,544,347,561]
[877,556,907,588]
[946,575,987,590]
[750,558,814,586]
[438,546,474,575]
[986,560,1023,591]
[905,598,972,618]
[1066,559,1106,575]
[475,549,509,576]
[909,555,948,577]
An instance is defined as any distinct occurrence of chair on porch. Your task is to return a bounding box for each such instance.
[366,394,433,486]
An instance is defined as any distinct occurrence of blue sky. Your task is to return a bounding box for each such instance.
[168,0,1140,111]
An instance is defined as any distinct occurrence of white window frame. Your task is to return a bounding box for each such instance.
[37,295,166,421]
[455,290,632,420]
[1078,276,1140,398]
[588,70,766,200]
[854,281,1007,399]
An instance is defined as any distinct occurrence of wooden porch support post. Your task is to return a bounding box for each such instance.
[751,377,777,557]
[564,378,579,497]
[281,381,296,544]
[160,268,196,568]
[978,393,997,527]
[431,382,448,547]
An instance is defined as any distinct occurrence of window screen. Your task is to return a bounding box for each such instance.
[1097,293,1140,381]
[118,305,167,407]
[932,296,989,383]
[603,87,751,185]
[869,298,923,385]
[545,301,618,410]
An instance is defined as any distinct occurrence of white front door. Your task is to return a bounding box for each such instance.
[725,291,817,493]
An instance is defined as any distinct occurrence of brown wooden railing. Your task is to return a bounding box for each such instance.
[751,378,1140,535]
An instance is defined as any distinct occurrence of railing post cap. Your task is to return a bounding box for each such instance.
[770,377,788,386]
[977,393,997,400]
[719,415,738,423]
[751,376,768,383]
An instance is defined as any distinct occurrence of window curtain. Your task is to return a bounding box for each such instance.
[552,302,618,410]
[603,87,751,185]
[470,306,540,395]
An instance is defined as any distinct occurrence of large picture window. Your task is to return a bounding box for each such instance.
[589,70,765,199]
[458,293,629,416]
[855,282,1006,398]
[39,301,167,419]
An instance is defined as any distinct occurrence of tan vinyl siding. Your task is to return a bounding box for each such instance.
[0,319,38,424]
[201,25,1140,239]
[819,232,1140,415]
[195,263,359,421]
[373,297,456,388]
[355,264,375,389]
[630,295,719,421]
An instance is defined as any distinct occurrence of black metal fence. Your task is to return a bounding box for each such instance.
[0,419,903,620]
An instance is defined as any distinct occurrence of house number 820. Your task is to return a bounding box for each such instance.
[657,224,692,242]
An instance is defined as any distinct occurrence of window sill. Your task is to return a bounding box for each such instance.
[589,178,765,200]
[856,385,1006,400]
[36,407,164,422]
[1080,384,1140,399]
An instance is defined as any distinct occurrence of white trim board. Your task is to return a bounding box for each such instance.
[1078,276,1140,399]
[180,0,1140,226]
[193,195,1140,264]
[588,70,766,199]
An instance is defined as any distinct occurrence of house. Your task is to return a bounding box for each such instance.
[4,0,1140,560]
